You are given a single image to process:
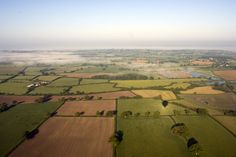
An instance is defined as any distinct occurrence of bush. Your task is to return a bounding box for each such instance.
[109,130,124,148]
[25,129,39,139]
[75,111,85,117]
[153,111,160,118]
[121,111,132,118]
[96,110,105,116]
[196,108,208,115]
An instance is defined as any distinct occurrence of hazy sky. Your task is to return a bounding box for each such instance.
[0,0,235,50]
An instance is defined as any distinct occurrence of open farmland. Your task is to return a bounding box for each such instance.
[0,102,63,157]
[179,93,236,110]
[112,78,205,88]
[0,66,24,75]
[132,89,176,100]
[214,70,236,80]
[158,70,191,78]
[164,82,191,89]
[191,59,214,65]
[80,78,108,84]
[30,86,68,95]
[0,81,29,95]
[35,75,60,82]
[118,99,195,116]
[173,116,236,157]
[0,75,12,82]
[116,117,191,157]
[1,50,236,157]
[9,117,114,157]
[70,83,120,94]
[51,91,136,101]
[49,77,79,86]
[181,86,224,94]
[57,100,116,116]
[65,73,115,78]
[0,95,40,104]
[213,116,236,135]
[13,75,36,80]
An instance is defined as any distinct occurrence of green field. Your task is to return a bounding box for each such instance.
[165,82,191,89]
[70,83,120,94]
[35,75,60,82]
[116,117,191,157]
[49,77,79,86]
[24,67,45,75]
[173,116,236,157]
[80,78,108,84]
[118,99,195,116]
[30,86,68,95]
[13,75,36,80]
[0,81,29,95]
[0,75,11,81]
[0,101,63,157]
[112,78,205,88]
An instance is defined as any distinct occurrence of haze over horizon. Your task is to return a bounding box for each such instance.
[0,0,236,50]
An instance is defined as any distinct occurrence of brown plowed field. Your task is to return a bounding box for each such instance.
[9,117,114,157]
[51,91,136,101]
[57,100,116,116]
[214,70,236,80]
[0,95,40,104]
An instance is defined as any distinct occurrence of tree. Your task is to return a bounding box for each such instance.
[145,111,151,117]
[96,110,104,116]
[171,123,189,138]
[187,137,201,157]
[75,112,84,117]
[196,108,208,115]
[109,130,123,148]
[162,100,169,107]
[121,111,132,118]
[134,112,141,117]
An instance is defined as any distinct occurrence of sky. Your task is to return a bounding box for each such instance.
[0,0,235,50]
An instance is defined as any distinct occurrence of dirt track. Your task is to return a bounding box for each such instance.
[9,117,114,157]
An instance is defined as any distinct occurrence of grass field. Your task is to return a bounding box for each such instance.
[173,116,236,157]
[24,67,45,75]
[10,117,114,157]
[0,75,12,81]
[0,102,63,157]
[80,78,108,84]
[70,83,120,94]
[179,93,236,110]
[30,86,68,95]
[35,75,60,82]
[0,66,23,75]
[181,86,224,94]
[213,116,236,135]
[49,77,79,86]
[116,117,191,157]
[57,100,116,116]
[13,75,36,80]
[118,99,195,116]
[112,78,205,88]
[0,82,29,95]
[165,82,191,89]
[132,89,176,100]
